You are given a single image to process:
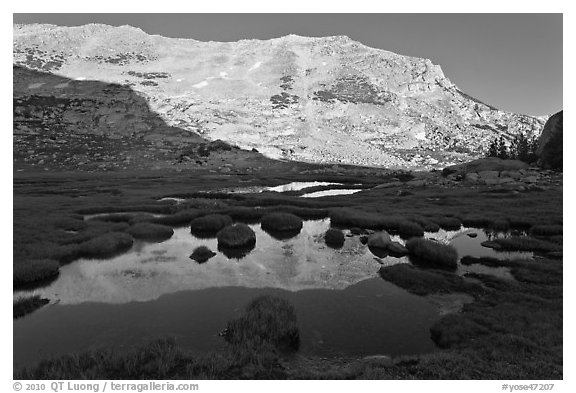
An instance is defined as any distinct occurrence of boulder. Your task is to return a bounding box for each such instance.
[523,176,539,183]
[478,170,499,179]
[464,172,480,182]
[443,157,529,177]
[367,231,392,249]
[537,110,562,170]
[406,180,426,187]
[484,178,514,186]
[500,170,522,179]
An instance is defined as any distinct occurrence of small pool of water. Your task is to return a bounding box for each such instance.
[266,181,343,192]
[219,181,346,194]
[158,197,186,204]
[449,228,532,280]
[301,189,364,198]
[84,212,167,220]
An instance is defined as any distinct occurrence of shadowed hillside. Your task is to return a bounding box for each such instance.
[13,65,272,172]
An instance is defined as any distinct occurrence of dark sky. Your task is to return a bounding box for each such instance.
[13,13,563,116]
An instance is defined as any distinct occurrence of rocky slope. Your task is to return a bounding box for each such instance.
[13,23,547,170]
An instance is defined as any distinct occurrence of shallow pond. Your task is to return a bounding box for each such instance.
[14,278,440,368]
[13,220,531,368]
[84,211,167,220]
[449,228,532,280]
[16,220,407,303]
[218,181,344,194]
[301,189,364,198]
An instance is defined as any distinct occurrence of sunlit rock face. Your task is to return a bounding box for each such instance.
[14,23,545,169]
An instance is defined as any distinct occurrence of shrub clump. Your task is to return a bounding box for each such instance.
[126,223,174,242]
[261,213,303,232]
[189,246,217,263]
[405,238,459,269]
[14,259,60,288]
[398,221,425,238]
[324,228,345,248]
[217,224,256,248]
[14,296,50,319]
[190,214,233,235]
[224,296,300,353]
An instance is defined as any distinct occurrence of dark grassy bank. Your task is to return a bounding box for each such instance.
[14,296,50,319]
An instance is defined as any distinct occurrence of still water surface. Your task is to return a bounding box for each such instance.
[14,219,531,367]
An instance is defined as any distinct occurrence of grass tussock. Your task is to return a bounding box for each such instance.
[461,216,495,229]
[89,213,144,224]
[57,232,134,263]
[13,259,60,288]
[406,238,458,269]
[224,296,300,353]
[223,207,266,222]
[189,246,216,263]
[489,220,510,232]
[507,218,535,230]
[398,221,424,239]
[52,216,87,231]
[76,204,174,216]
[407,216,440,233]
[329,208,405,231]
[14,295,50,319]
[324,228,345,248]
[329,208,385,229]
[530,225,563,236]
[190,214,233,235]
[435,217,462,231]
[483,236,561,252]
[217,224,256,248]
[378,264,481,296]
[77,232,134,259]
[261,213,303,232]
[150,209,204,227]
[126,223,174,242]
[266,205,330,220]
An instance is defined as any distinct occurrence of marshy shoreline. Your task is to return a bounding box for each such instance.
[13,164,563,379]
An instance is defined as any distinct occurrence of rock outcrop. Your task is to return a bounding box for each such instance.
[443,157,529,176]
[537,110,562,170]
[13,23,546,170]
